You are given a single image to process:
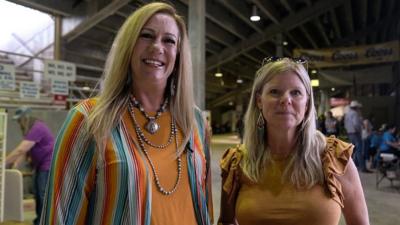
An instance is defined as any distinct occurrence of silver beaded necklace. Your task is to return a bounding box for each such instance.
[130,103,176,149]
[130,96,168,134]
[129,102,182,195]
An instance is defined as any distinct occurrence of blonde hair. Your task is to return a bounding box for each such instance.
[87,2,194,152]
[242,58,326,188]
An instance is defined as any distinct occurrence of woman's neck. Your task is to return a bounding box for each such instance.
[132,87,166,112]
[132,78,169,112]
[267,129,297,157]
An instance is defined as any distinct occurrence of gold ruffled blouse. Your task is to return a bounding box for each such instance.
[219,136,353,225]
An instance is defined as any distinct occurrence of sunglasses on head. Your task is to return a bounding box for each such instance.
[261,56,308,70]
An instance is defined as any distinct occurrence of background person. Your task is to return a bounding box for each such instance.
[41,3,212,225]
[218,57,369,225]
[344,100,371,173]
[6,106,54,225]
[378,124,400,157]
[324,111,339,136]
[370,125,384,168]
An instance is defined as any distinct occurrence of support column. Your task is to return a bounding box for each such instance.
[188,0,206,109]
[54,15,62,60]
[276,33,283,57]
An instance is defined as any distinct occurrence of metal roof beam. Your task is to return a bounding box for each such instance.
[65,0,132,43]
[206,0,345,71]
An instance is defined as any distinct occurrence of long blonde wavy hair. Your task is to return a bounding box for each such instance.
[87,2,194,152]
[242,58,326,188]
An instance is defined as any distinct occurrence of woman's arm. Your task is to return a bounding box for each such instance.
[337,159,370,225]
[218,147,242,225]
[6,140,35,167]
[218,179,239,225]
[41,106,97,225]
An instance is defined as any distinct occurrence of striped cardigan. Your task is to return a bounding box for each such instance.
[41,99,213,225]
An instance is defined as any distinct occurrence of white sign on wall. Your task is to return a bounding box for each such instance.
[20,82,40,99]
[0,63,15,91]
[51,79,69,95]
[44,59,76,81]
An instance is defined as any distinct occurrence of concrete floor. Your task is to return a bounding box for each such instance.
[210,134,400,225]
[2,133,399,225]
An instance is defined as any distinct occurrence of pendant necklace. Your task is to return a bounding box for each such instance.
[128,101,181,195]
[130,96,168,134]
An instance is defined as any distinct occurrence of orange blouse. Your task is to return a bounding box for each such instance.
[219,137,353,225]
[126,108,197,225]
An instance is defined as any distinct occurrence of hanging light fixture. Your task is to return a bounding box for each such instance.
[250,5,260,22]
[215,67,223,77]
[311,79,319,87]
[236,77,243,84]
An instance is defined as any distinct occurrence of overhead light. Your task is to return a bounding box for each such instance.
[250,5,260,22]
[311,69,317,74]
[236,77,243,84]
[282,41,288,46]
[228,101,234,106]
[82,86,90,91]
[331,87,335,91]
[311,79,319,87]
[215,67,223,77]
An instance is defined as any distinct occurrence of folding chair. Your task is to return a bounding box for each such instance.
[376,152,399,189]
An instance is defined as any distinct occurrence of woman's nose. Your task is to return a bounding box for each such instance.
[150,39,163,54]
[280,92,292,105]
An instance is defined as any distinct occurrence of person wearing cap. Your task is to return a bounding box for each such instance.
[6,106,54,225]
[344,100,371,173]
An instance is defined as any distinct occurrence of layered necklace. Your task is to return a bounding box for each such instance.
[128,99,181,195]
[130,96,169,134]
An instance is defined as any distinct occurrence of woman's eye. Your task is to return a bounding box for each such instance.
[291,90,302,96]
[140,33,153,39]
[269,89,279,95]
[164,38,176,45]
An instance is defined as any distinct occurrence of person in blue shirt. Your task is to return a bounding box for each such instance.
[379,124,400,156]
[369,126,384,169]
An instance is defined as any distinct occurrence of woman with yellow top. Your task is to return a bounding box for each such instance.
[218,57,369,225]
[41,2,212,225]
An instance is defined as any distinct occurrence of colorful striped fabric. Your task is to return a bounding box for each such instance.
[40,99,213,225]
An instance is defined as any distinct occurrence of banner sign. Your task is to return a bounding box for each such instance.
[20,81,40,99]
[293,41,399,68]
[53,94,67,107]
[51,79,69,95]
[44,59,76,81]
[0,63,15,91]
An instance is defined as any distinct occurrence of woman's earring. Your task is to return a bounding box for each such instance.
[257,109,265,138]
[257,109,265,129]
[170,76,176,97]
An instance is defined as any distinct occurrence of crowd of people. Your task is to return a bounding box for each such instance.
[8,2,400,225]
[317,101,400,174]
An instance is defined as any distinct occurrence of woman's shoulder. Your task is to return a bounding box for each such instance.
[220,145,245,197]
[220,144,245,173]
[70,98,98,117]
[322,136,354,207]
[322,136,354,174]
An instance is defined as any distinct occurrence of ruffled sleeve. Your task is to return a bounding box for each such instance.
[220,145,244,202]
[322,136,354,208]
